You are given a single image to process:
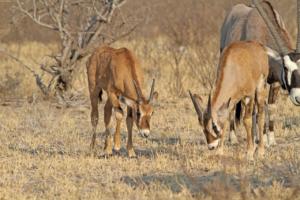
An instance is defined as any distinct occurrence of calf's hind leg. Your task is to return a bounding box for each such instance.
[229,106,238,145]
[105,92,123,155]
[90,89,100,152]
[126,107,136,158]
[264,83,280,146]
[242,98,255,161]
[103,99,113,156]
[256,81,268,158]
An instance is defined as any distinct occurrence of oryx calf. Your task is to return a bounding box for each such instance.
[220,0,300,146]
[190,41,269,160]
[87,46,158,157]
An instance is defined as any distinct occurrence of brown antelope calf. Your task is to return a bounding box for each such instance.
[220,0,300,147]
[190,41,269,160]
[86,46,158,157]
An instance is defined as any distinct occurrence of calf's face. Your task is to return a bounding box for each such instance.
[120,92,158,138]
[189,91,230,150]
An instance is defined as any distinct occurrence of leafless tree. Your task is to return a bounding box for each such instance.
[5,0,139,100]
[161,0,219,95]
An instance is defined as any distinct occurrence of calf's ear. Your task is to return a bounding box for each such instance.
[150,91,159,104]
[217,98,231,117]
[119,96,137,109]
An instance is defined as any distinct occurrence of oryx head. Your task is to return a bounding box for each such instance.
[120,79,158,138]
[253,0,300,105]
[189,91,231,150]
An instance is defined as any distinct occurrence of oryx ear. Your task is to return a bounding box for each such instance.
[119,96,137,108]
[153,91,158,100]
[283,55,298,71]
[150,91,158,104]
[217,98,231,117]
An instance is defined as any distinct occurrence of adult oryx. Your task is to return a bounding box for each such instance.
[87,46,158,158]
[189,41,269,160]
[220,0,300,145]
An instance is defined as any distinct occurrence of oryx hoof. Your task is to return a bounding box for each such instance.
[113,148,121,156]
[104,147,113,157]
[127,148,137,158]
[246,148,255,162]
[229,131,238,145]
[256,148,265,159]
[268,131,277,146]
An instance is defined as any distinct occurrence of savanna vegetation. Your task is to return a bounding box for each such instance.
[0,0,299,199]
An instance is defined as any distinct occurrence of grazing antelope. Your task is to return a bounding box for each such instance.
[220,0,300,146]
[86,46,158,157]
[190,41,269,160]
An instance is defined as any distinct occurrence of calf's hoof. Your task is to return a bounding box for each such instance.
[263,132,277,147]
[257,148,265,159]
[113,145,121,153]
[268,132,277,146]
[246,148,255,161]
[229,131,239,145]
[127,149,137,158]
[104,148,113,157]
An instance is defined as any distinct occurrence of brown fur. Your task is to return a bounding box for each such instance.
[191,41,269,160]
[220,1,294,145]
[87,46,158,157]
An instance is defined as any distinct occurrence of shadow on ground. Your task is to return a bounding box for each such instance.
[122,171,245,193]
[121,170,300,195]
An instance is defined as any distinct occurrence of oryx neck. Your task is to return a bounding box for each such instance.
[211,87,231,119]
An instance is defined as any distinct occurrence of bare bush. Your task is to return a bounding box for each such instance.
[2,0,140,102]
[167,45,188,97]
[187,43,218,91]
[161,0,220,96]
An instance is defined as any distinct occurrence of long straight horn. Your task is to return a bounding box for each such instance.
[207,93,212,118]
[297,0,300,53]
[133,80,142,102]
[188,90,202,117]
[149,79,155,102]
[252,0,290,56]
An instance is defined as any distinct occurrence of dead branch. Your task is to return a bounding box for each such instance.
[12,0,139,99]
[0,47,49,95]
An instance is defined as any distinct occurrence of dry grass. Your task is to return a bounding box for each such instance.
[0,40,300,199]
[1,0,300,197]
[0,92,300,199]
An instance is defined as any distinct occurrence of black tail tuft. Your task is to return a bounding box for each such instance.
[235,101,242,124]
[99,89,103,102]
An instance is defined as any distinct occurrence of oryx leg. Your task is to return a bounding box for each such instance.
[104,93,123,155]
[252,106,257,143]
[229,108,238,145]
[126,107,136,158]
[107,93,123,152]
[217,125,227,155]
[113,108,123,153]
[103,99,113,155]
[265,82,280,146]
[242,98,255,161]
[256,81,268,158]
[89,88,101,152]
[229,101,243,144]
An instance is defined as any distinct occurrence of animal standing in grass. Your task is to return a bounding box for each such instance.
[220,0,300,146]
[87,46,158,157]
[190,41,269,160]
